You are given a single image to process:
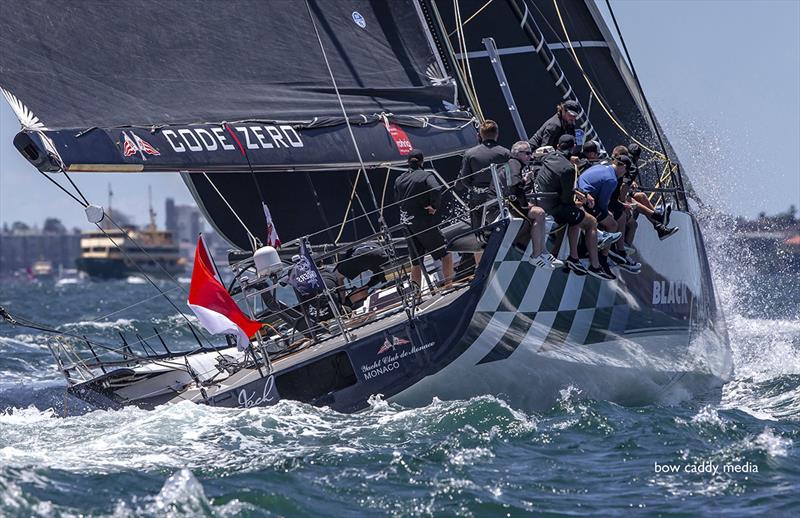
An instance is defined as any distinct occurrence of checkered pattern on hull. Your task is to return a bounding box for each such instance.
[473,220,689,365]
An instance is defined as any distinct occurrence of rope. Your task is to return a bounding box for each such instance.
[452,0,485,121]
[303,0,383,231]
[334,168,364,244]
[603,0,670,161]
[380,167,392,216]
[551,0,666,160]
[447,0,494,36]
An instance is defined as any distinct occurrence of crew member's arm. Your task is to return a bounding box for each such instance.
[425,173,442,214]
[456,153,472,193]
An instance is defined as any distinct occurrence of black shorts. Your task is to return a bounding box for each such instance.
[407,226,447,262]
[608,199,624,220]
[549,205,585,226]
[588,205,610,222]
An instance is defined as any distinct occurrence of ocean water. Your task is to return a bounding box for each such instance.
[1,224,799,516]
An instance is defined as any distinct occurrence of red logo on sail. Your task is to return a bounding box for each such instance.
[386,123,412,156]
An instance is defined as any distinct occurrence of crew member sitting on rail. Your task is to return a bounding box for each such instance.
[577,155,639,276]
[490,141,563,270]
[395,149,454,291]
[529,100,580,150]
[534,137,614,280]
[457,120,510,263]
[612,145,679,241]
[508,140,564,270]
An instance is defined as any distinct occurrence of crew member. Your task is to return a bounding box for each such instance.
[510,141,563,269]
[529,100,581,150]
[457,120,510,262]
[395,149,454,291]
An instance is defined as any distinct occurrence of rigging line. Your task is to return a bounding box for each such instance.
[447,0,494,36]
[453,0,484,120]
[334,168,364,244]
[223,122,271,243]
[33,169,89,208]
[89,286,181,323]
[603,0,671,162]
[380,166,392,217]
[550,0,665,159]
[200,171,259,251]
[90,223,217,350]
[303,0,383,231]
[303,172,336,242]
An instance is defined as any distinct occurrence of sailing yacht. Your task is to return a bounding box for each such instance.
[0,0,731,412]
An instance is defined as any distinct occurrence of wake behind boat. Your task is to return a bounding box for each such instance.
[0,0,731,413]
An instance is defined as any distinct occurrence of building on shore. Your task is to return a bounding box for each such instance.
[0,219,82,275]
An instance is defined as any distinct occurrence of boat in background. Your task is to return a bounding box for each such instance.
[75,186,185,279]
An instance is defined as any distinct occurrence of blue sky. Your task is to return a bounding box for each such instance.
[1,0,798,230]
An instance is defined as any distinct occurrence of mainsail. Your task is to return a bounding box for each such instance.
[0,0,476,248]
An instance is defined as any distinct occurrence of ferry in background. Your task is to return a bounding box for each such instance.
[76,187,185,279]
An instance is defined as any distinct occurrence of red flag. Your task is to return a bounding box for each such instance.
[188,236,261,349]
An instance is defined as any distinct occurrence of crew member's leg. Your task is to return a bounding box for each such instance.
[528,205,546,257]
[578,213,600,269]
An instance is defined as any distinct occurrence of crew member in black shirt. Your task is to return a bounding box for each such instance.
[394,149,454,291]
[529,100,581,150]
[457,119,510,263]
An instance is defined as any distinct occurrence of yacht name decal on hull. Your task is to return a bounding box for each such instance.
[237,375,278,408]
[652,280,690,305]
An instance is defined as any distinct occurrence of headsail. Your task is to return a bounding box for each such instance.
[0,0,474,174]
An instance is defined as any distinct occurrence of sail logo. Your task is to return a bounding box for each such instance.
[161,125,303,154]
[386,123,413,155]
[652,280,690,305]
[378,334,410,355]
[120,131,160,159]
[352,11,366,28]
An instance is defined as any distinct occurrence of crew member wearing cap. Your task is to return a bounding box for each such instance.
[457,119,510,263]
[394,149,454,291]
[582,140,600,162]
[529,100,581,150]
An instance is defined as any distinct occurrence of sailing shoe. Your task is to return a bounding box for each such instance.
[623,243,637,255]
[587,265,616,280]
[597,231,623,251]
[530,253,551,270]
[655,224,679,241]
[546,253,565,270]
[609,250,642,274]
[565,256,588,275]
